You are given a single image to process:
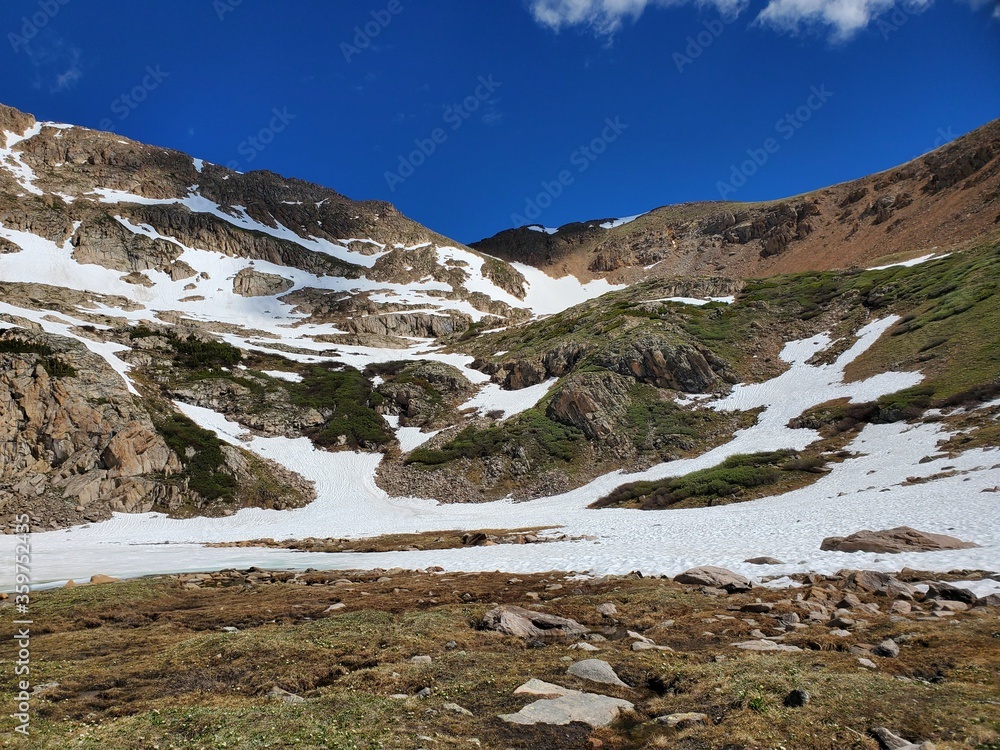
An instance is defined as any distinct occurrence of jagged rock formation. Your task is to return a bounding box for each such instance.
[0,328,312,531]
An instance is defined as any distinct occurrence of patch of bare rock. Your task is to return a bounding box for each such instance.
[820,526,979,554]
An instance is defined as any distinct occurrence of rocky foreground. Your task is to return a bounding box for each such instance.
[2,565,998,749]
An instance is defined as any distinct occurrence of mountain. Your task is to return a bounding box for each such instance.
[471,118,1000,284]
[0,102,618,530]
[1,102,998,549]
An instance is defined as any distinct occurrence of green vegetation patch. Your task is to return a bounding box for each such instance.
[406,408,584,467]
[289,364,392,450]
[156,412,237,501]
[592,450,829,510]
[0,336,77,377]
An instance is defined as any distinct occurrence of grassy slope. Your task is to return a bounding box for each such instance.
[3,573,998,750]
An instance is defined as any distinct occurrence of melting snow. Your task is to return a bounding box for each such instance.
[4,317,996,588]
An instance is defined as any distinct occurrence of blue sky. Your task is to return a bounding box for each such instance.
[1,0,998,243]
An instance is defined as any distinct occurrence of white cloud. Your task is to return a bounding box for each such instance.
[24,34,83,94]
[528,0,992,38]
[755,0,932,39]
[528,0,747,35]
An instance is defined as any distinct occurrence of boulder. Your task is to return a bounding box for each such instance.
[500,692,634,728]
[973,593,1000,608]
[481,605,588,639]
[232,267,295,297]
[821,527,978,554]
[674,566,752,593]
[871,726,936,750]
[566,659,629,688]
[925,581,978,605]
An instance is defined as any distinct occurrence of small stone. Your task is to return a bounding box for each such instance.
[443,702,473,716]
[873,639,900,658]
[570,642,600,651]
[741,602,774,613]
[596,602,618,617]
[890,600,912,615]
[655,711,709,728]
[416,687,432,698]
[783,689,810,708]
[411,655,432,664]
[324,603,346,612]
[268,686,305,704]
[744,557,785,565]
[631,641,673,652]
[566,659,630,688]
[513,679,575,698]
[221,626,239,633]
[858,658,878,669]
[89,574,119,584]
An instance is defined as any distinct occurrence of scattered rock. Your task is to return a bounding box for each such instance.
[821,527,978,554]
[410,655,432,664]
[631,641,673,652]
[858,658,878,669]
[871,726,936,750]
[500,692,635,728]
[513,679,574,699]
[596,602,618,617]
[674,566,752,593]
[570,642,600,652]
[733,639,803,652]
[783,688,810,707]
[481,605,588,639]
[566,659,630,688]
[873,639,900,658]
[442,702,473,716]
[926,581,977,605]
[655,712,709,729]
[744,557,785,565]
[974,593,1000,608]
[89,574,119,585]
[268,686,305,704]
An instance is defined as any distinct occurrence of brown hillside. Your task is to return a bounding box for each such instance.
[472,118,1000,282]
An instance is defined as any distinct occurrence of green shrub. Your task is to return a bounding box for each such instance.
[156,414,236,501]
[592,450,811,509]
[289,365,392,450]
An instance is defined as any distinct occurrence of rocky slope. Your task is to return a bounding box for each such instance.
[472,118,1000,284]
[2,100,999,527]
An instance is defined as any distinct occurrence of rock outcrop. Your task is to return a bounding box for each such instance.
[232,267,295,297]
[820,527,979,554]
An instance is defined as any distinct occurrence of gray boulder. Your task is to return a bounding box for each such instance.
[821,527,978,554]
[674,566,752,593]
[481,605,588,639]
[566,659,630,688]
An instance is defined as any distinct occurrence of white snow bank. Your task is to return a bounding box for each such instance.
[460,378,558,421]
[262,370,303,383]
[600,214,643,230]
[868,253,940,271]
[512,262,625,317]
[5,317,997,588]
